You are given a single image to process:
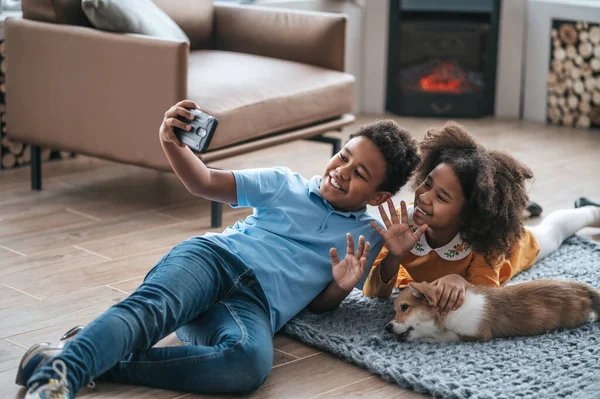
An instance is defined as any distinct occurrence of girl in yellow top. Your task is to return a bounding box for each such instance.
[363,122,600,317]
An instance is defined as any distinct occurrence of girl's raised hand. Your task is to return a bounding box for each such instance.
[370,199,428,258]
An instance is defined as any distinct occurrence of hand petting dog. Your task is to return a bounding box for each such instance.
[431,274,470,316]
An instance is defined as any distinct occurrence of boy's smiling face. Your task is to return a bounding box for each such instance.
[320,136,391,212]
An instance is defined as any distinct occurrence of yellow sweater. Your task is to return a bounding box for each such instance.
[363,205,540,298]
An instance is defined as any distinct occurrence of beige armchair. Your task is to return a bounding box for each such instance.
[6,0,355,226]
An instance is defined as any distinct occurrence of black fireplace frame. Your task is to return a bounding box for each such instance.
[386,0,502,118]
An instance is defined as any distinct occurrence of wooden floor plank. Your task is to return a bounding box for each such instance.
[0,368,23,399]
[0,208,93,239]
[0,156,115,187]
[272,335,321,359]
[1,246,110,279]
[0,246,26,260]
[76,383,187,399]
[0,211,181,256]
[0,285,41,311]
[247,353,373,399]
[0,188,92,223]
[0,286,128,340]
[108,277,144,294]
[50,169,198,220]
[2,249,166,300]
[310,375,427,399]
[0,340,25,373]
[0,179,72,211]
[75,209,251,260]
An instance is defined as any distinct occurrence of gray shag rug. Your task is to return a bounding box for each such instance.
[283,236,600,399]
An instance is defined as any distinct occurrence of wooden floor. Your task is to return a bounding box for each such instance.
[1,115,599,399]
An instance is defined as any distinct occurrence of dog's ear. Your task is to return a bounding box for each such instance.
[408,282,438,307]
[408,282,424,299]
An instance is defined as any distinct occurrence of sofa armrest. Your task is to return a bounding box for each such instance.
[5,18,188,169]
[213,3,346,72]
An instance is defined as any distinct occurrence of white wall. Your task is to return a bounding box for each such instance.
[523,0,600,122]
[495,0,527,118]
[361,0,389,115]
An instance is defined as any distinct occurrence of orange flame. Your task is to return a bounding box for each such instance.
[419,62,465,93]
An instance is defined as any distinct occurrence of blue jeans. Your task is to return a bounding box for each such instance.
[29,237,274,395]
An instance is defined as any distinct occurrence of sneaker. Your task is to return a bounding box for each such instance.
[525,201,543,218]
[16,343,62,386]
[58,326,84,348]
[574,197,600,208]
[24,359,71,399]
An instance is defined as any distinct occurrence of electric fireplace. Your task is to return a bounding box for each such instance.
[386,0,501,118]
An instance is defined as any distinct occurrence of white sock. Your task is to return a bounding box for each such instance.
[528,206,600,262]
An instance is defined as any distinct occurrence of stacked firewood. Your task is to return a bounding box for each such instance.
[547,20,600,129]
[0,40,75,169]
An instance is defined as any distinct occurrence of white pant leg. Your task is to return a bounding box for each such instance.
[528,206,600,262]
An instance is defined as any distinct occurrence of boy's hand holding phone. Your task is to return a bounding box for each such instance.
[159,100,200,148]
[159,100,218,153]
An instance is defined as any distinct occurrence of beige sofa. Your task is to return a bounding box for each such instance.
[6,0,355,226]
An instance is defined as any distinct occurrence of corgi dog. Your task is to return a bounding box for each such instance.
[385,280,600,342]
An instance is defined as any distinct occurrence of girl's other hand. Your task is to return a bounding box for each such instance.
[431,274,470,316]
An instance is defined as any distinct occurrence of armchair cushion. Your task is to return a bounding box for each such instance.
[81,0,189,42]
[153,0,214,50]
[187,51,354,150]
[214,4,346,71]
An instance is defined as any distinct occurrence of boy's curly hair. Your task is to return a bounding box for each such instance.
[349,120,420,195]
[413,122,533,264]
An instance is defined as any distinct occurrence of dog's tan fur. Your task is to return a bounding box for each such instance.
[387,280,600,342]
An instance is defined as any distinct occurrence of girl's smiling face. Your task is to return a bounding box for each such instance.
[413,163,467,242]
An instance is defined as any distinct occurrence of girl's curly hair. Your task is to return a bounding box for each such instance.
[412,122,533,264]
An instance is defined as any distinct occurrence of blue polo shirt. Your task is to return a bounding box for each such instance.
[203,167,384,332]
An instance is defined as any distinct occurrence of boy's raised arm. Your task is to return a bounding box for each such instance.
[160,100,237,204]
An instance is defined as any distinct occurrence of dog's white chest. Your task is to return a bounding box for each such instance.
[444,291,486,336]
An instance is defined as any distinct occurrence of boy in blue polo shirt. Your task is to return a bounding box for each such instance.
[17,100,424,399]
